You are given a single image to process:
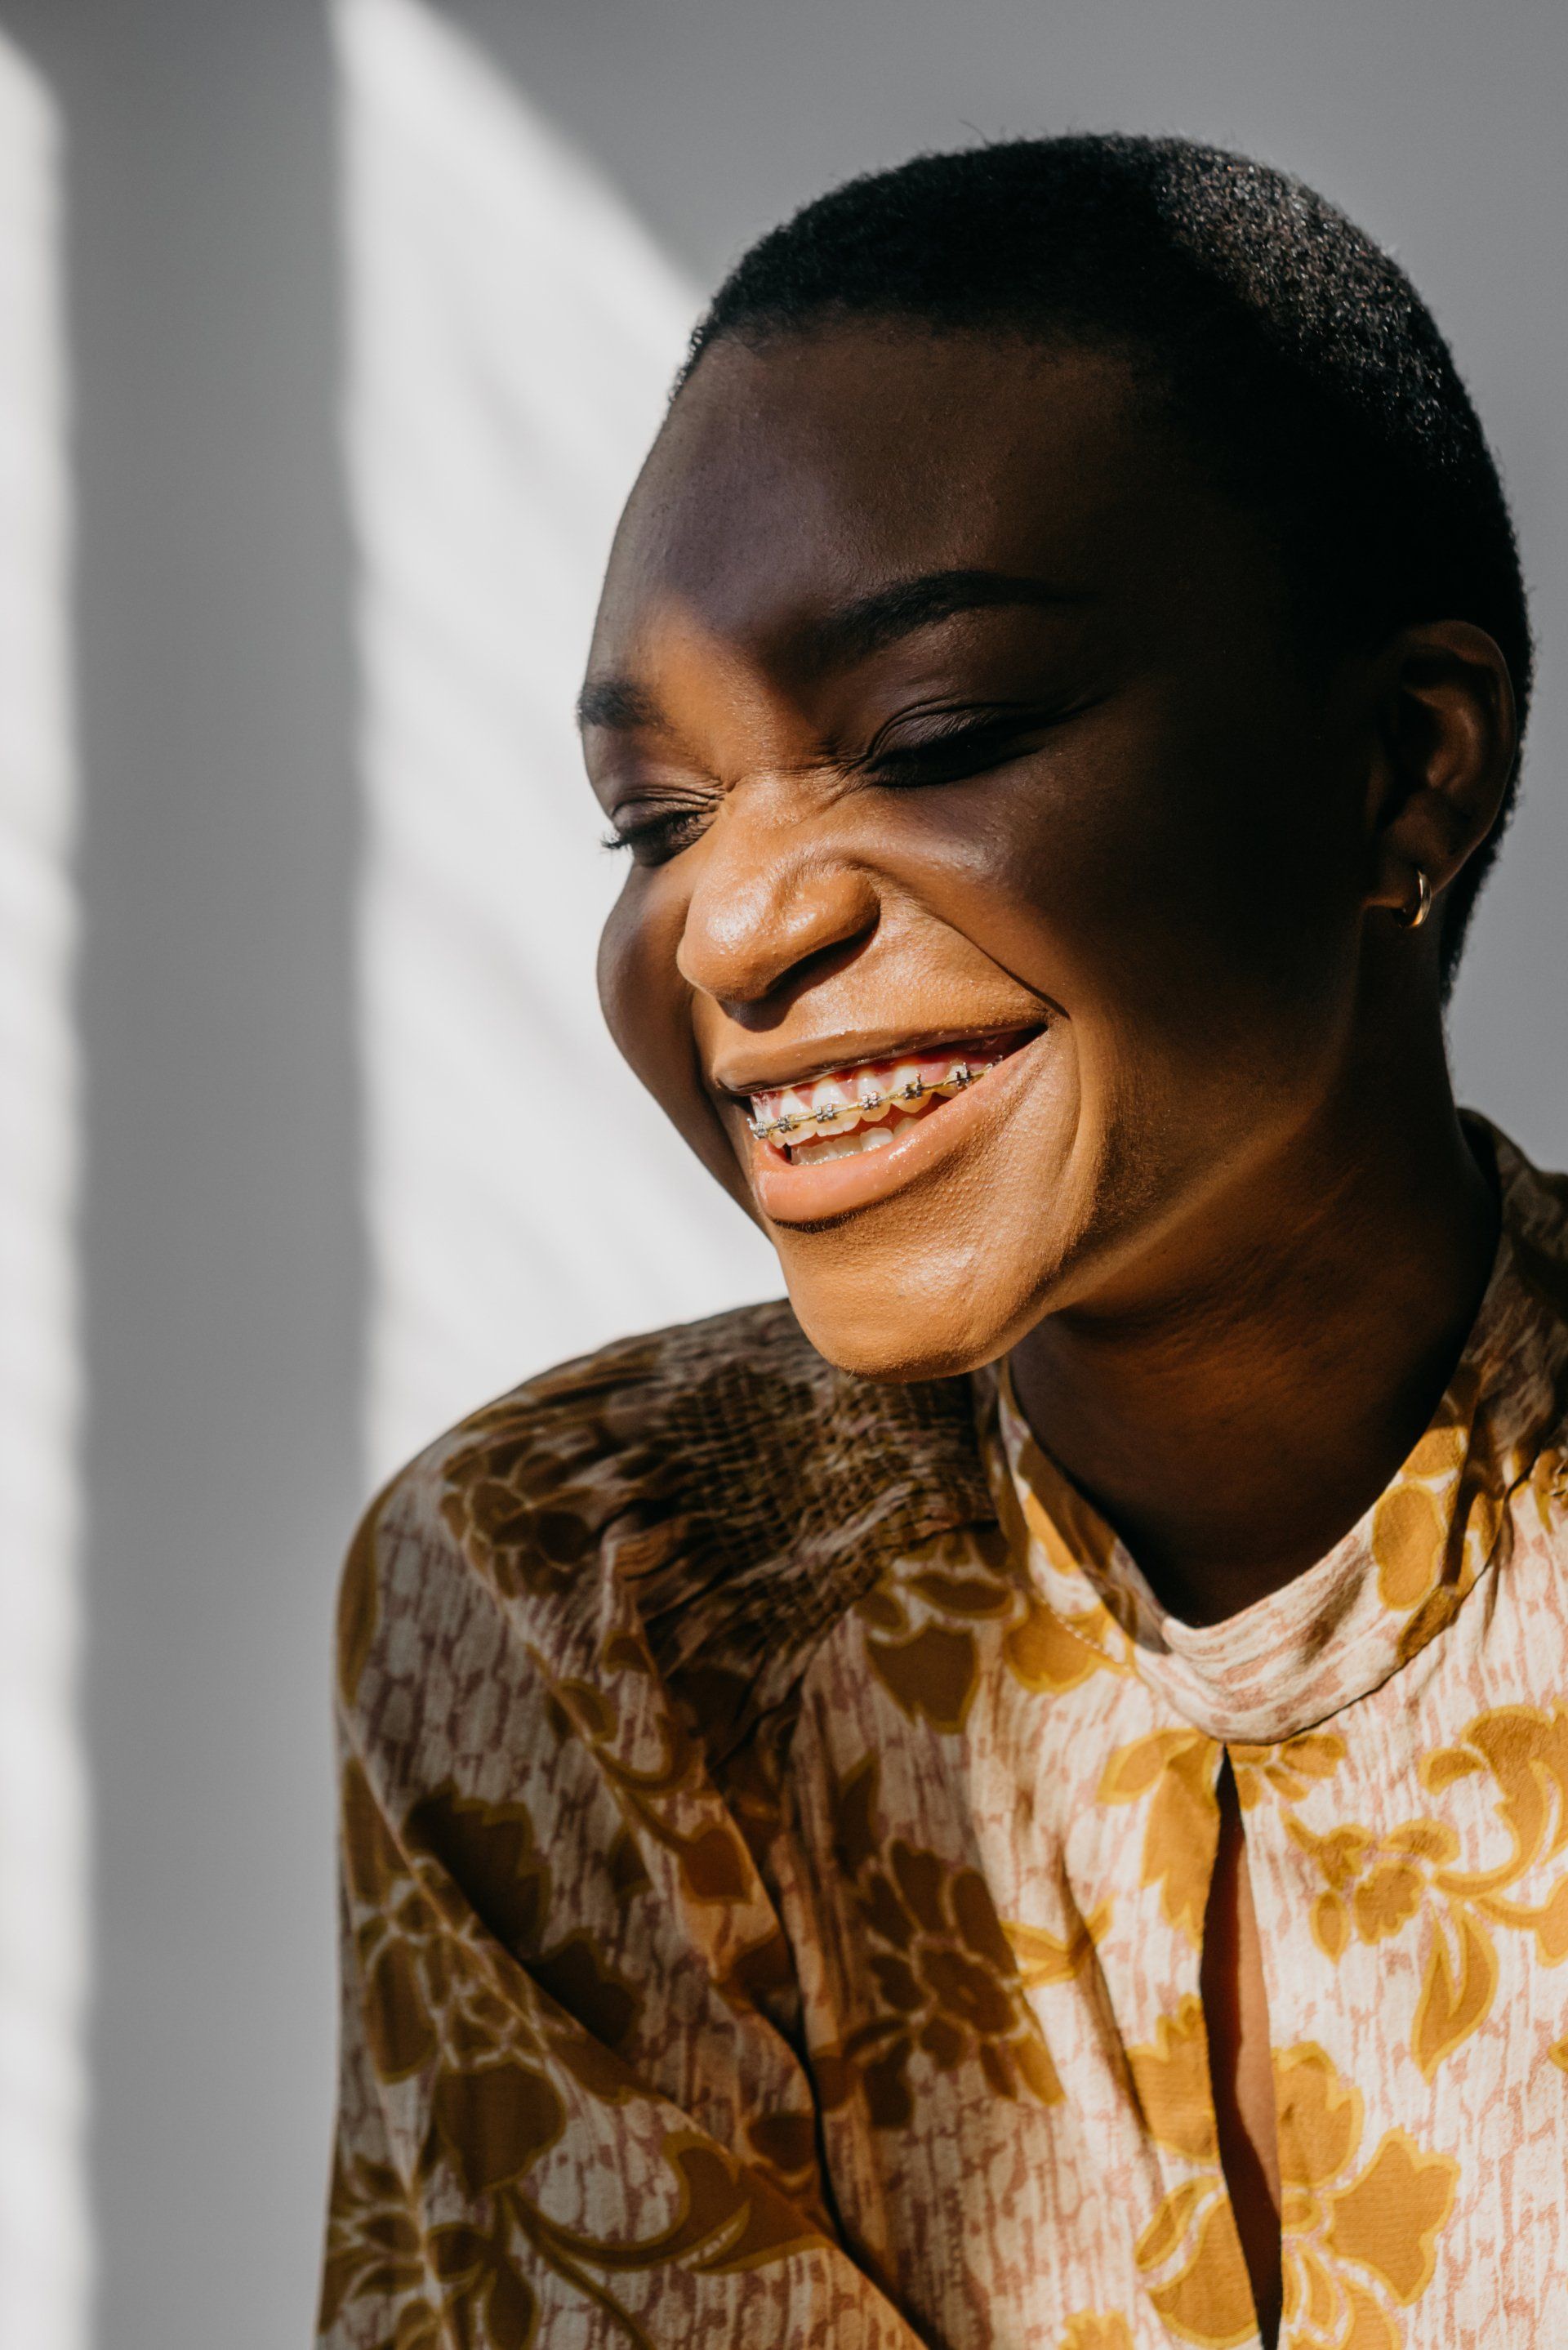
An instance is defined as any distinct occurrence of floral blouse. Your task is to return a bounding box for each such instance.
[320,1123,1568,2350]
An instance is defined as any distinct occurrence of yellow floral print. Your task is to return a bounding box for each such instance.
[1006,1904,1112,1992]
[1100,1731,1222,1947]
[856,1529,1017,1732]
[1230,1733,1348,1813]
[817,1755,1064,2126]
[1125,1997,1255,2349]
[1274,2045,1458,2348]
[325,1758,824,2348]
[1370,1414,1473,1613]
[1288,1701,1568,2075]
[1126,2006,1459,2350]
[1058,2317,1135,2350]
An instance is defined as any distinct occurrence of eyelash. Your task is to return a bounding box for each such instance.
[602,711,1055,865]
[862,712,1046,787]
[602,806,710,866]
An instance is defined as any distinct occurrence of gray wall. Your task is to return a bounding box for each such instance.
[6,2,361,2342]
[4,2,1561,2344]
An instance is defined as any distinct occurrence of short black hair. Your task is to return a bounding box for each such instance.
[683,136,1530,992]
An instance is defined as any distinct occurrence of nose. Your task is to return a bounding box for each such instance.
[675,797,879,1014]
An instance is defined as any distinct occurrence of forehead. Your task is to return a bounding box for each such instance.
[592,329,1188,669]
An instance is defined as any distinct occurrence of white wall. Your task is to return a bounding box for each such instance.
[333,0,775,1483]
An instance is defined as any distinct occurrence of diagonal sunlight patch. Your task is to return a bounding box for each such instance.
[332,0,777,1485]
[0,31,90,2350]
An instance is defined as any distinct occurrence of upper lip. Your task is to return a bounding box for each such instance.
[710,1020,1046,1100]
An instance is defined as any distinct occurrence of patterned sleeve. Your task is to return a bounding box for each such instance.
[318,1395,920,2350]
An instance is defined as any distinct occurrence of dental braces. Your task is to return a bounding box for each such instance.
[748,1061,980,1142]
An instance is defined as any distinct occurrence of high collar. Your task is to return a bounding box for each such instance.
[987,1123,1568,1746]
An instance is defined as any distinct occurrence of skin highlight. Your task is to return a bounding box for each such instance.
[580,323,1515,2345]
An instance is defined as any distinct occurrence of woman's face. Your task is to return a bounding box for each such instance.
[582,327,1380,1377]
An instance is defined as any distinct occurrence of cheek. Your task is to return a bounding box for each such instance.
[877,729,1356,1166]
[598,878,754,1205]
[596,881,684,1099]
[1006,707,1354,1032]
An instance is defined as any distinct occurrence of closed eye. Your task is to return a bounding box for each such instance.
[602,796,713,866]
[858,699,1085,789]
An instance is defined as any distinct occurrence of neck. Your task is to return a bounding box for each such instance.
[1008,1050,1499,1627]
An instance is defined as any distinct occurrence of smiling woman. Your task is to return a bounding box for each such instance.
[320,139,1568,2350]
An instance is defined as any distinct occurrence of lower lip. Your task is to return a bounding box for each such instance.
[746,1028,1053,1225]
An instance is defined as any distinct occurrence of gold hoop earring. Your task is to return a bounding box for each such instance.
[1396,866,1432,930]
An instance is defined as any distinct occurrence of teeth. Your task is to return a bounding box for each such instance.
[787,1108,921,1166]
[802,1074,859,1135]
[752,1062,987,1142]
[746,1032,1036,1153]
[791,1128,871,1165]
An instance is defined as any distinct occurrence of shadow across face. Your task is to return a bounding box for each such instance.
[581,325,1501,1378]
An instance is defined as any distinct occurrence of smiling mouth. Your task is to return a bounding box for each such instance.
[745,1029,1039,1166]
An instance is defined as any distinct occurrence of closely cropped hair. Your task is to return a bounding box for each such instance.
[683,136,1531,991]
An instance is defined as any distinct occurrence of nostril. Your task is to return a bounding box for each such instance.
[678,861,880,1011]
[712,919,881,1026]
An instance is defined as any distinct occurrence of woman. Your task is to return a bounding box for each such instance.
[320,139,1566,2350]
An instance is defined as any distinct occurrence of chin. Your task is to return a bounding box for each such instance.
[764,1113,1099,1381]
[776,1245,1044,1385]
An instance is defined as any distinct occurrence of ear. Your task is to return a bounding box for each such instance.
[1365,621,1517,930]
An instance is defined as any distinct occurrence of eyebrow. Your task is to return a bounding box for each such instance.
[576,568,1081,733]
[800,567,1083,670]
[575,678,666,733]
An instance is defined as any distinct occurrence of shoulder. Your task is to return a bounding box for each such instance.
[336,1299,995,1739]
[1496,1137,1568,1315]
